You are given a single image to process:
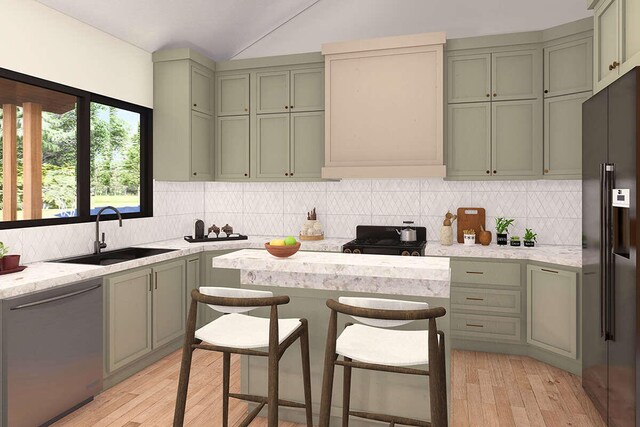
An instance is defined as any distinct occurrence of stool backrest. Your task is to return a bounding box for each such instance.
[338,297,429,328]
[199,287,274,313]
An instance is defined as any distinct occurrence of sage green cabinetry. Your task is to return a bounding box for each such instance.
[593,0,640,92]
[544,38,593,97]
[105,258,187,374]
[447,54,491,103]
[153,49,215,181]
[216,116,250,179]
[215,54,325,181]
[527,265,578,359]
[447,103,492,177]
[492,49,542,101]
[198,250,242,327]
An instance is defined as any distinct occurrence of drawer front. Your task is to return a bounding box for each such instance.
[452,260,521,286]
[451,313,521,342]
[451,287,521,314]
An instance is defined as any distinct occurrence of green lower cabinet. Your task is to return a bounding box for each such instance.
[152,260,187,348]
[527,265,578,359]
[451,312,521,342]
[290,111,324,178]
[543,92,591,178]
[106,268,153,373]
[197,251,242,327]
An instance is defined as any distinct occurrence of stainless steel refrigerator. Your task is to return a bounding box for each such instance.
[583,67,640,427]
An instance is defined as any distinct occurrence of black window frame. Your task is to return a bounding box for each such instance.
[0,67,153,230]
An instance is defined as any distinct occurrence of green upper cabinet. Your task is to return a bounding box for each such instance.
[191,66,213,115]
[291,68,325,112]
[152,260,187,349]
[492,49,541,101]
[257,68,324,114]
[257,71,290,114]
[544,92,590,178]
[217,73,250,116]
[594,0,620,91]
[447,103,492,177]
[216,116,250,179]
[447,54,491,103]
[621,0,640,74]
[191,111,214,180]
[257,113,291,178]
[492,100,542,177]
[153,49,215,182]
[544,38,593,97]
[291,112,324,178]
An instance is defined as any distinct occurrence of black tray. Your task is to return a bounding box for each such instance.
[184,234,248,243]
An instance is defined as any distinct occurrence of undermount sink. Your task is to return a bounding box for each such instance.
[56,247,178,266]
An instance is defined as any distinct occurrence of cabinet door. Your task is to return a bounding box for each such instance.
[191,111,213,180]
[106,269,152,373]
[492,100,542,177]
[186,257,206,328]
[216,116,250,179]
[544,92,590,177]
[201,250,242,326]
[152,260,186,349]
[446,103,492,177]
[544,38,593,97]
[492,49,541,101]
[594,0,621,91]
[527,265,577,359]
[217,74,250,116]
[291,112,324,178]
[257,113,290,178]
[290,68,324,112]
[620,0,640,73]
[191,66,213,115]
[447,54,492,103]
[257,71,290,114]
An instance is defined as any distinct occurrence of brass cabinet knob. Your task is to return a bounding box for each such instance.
[486,170,490,174]
[609,63,614,70]
[493,170,497,174]
[285,106,288,109]
[613,61,619,69]
[244,108,248,112]
[544,168,549,173]
[486,94,490,97]
[493,93,497,97]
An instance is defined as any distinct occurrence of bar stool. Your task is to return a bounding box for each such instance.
[173,287,313,427]
[319,297,447,427]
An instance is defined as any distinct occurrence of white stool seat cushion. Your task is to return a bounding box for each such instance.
[336,324,429,367]
[195,313,301,349]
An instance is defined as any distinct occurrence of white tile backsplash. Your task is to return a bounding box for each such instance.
[0,178,583,264]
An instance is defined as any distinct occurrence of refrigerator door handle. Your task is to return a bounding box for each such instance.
[603,163,615,341]
[599,163,606,338]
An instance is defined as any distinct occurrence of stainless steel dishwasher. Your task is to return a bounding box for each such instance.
[2,278,103,427]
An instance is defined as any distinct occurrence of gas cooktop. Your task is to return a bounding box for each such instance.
[342,225,427,256]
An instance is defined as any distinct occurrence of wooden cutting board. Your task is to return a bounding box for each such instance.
[456,207,486,244]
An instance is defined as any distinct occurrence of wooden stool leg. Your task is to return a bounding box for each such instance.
[222,352,231,427]
[342,356,352,427]
[268,305,280,427]
[173,298,198,427]
[300,320,313,427]
[319,310,338,427]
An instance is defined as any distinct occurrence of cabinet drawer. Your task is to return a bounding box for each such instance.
[451,287,521,314]
[452,260,521,286]
[451,313,521,342]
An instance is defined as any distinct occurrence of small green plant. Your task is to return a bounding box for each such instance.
[495,217,515,234]
[524,228,537,242]
[510,235,520,241]
[0,242,8,257]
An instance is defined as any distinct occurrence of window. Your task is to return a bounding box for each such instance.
[0,68,152,229]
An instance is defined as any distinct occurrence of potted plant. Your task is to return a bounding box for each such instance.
[524,228,537,247]
[495,217,514,246]
[510,235,521,247]
[463,229,476,245]
[0,242,7,271]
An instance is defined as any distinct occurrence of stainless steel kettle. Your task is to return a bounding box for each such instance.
[396,221,417,242]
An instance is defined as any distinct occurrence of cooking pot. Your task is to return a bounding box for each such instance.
[396,221,417,242]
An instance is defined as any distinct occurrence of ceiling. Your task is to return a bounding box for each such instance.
[36,0,592,61]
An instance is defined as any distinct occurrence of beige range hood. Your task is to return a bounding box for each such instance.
[321,32,446,179]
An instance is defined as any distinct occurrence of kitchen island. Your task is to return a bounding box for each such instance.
[211,249,451,426]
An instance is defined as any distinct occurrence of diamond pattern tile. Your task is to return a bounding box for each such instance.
[371,192,420,216]
[327,192,372,215]
[244,191,284,214]
[421,192,473,217]
[284,192,327,214]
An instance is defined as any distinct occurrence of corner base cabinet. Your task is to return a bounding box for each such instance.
[527,265,578,359]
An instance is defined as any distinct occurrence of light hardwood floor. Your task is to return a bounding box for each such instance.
[54,349,605,426]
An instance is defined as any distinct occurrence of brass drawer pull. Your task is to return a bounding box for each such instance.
[541,268,559,274]
[466,271,484,275]
[466,323,484,328]
[465,297,485,301]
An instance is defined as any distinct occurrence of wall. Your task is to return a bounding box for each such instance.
[0,0,152,107]
[203,179,581,246]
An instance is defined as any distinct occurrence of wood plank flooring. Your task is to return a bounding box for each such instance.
[54,349,606,426]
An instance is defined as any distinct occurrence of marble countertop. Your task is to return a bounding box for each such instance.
[0,235,581,299]
[212,249,451,298]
